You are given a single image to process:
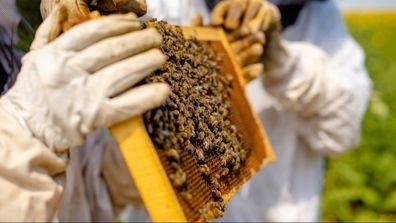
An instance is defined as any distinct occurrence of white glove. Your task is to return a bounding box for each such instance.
[210,0,290,82]
[1,5,170,152]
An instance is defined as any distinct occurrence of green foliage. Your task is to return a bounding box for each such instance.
[15,0,42,52]
[322,12,396,222]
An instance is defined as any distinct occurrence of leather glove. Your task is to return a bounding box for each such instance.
[40,0,147,38]
[211,0,279,33]
[40,0,147,18]
[94,0,147,16]
[190,13,204,27]
[0,5,170,152]
[210,0,288,82]
[229,31,265,82]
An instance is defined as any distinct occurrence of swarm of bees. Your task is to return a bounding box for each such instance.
[142,20,249,221]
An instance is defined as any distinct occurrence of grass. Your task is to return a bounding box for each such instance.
[322,11,396,222]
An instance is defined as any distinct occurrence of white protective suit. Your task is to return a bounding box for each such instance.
[143,0,372,221]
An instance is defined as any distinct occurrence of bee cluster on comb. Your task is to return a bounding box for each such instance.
[141,20,250,221]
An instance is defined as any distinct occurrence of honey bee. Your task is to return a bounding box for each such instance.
[199,164,210,176]
[211,189,223,202]
[220,168,229,177]
[142,20,250,220]
[165,149,180,162]
[169,169,186,188]
[180,191,192,202]
[196,149,205,164]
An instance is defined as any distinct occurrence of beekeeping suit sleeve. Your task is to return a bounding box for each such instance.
[0,2,64,221]
[57,128,148,222]
[262,38,372,156]
[259,0,372,156]
[0,102,66,221]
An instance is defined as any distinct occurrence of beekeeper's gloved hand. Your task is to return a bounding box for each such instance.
[40,0,147,18]
[0,5,170,152]
[40,0,148,40]
[210,0,290,83]
[93,0,147,16]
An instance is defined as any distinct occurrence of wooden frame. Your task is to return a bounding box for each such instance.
[110,26,275,222]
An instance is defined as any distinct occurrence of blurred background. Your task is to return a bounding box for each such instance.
[14,0,396,221]
[323,0,396,221]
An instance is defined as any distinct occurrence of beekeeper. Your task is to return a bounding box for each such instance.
[143,0,372,221]
[0,0,170,221]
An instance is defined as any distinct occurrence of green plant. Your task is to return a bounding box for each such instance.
[322,12,396,222]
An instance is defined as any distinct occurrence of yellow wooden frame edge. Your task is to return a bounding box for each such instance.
[110,26,276,222]
[110,116,186,222]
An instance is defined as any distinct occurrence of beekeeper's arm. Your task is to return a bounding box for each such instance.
[0,5,170,221]
[211,0,372,156]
